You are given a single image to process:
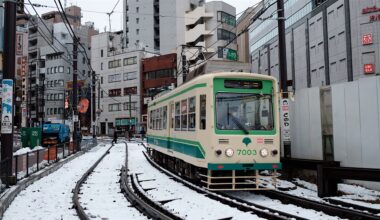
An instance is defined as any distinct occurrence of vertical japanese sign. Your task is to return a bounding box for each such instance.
[1,79,13,134]
[280,98,291,142]
[16,33,23,55]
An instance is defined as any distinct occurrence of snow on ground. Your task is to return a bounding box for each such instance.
[3,144,110,220]
[13,146,45,156]
[128,143,263,219]
[292,178,380,210]
[79,143,146,220]
[226,191,342,220]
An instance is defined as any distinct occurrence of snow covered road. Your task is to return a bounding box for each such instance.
[79,143,146,219]
[3,144,110,220]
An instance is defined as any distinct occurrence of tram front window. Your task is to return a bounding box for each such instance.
[216,93,274,131]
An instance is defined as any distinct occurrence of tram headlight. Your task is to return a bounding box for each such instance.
[271,149,278,156]
[225,148,234,157]
[260,148,269,157]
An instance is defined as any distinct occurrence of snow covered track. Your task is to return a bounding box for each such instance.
[258,189,380,220]
[120,142,181,220]
[72,144,113,219]
[142,150,303,220]
[2,144,110,220]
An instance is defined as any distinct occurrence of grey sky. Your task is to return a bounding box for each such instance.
[26,0,259,32]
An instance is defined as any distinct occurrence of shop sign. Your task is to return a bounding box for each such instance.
[362,6,380,14]
[364,64,375,74]
[362,33,373,45]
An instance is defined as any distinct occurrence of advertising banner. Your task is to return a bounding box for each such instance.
[1,79,13,134]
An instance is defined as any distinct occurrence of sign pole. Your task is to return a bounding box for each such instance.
[1,0,17,185]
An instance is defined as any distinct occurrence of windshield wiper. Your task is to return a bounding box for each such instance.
[228,113,249,135]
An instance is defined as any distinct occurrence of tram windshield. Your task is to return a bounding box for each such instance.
[215,93,274,131]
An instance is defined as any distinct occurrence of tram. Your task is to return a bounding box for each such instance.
[147,72,281,190]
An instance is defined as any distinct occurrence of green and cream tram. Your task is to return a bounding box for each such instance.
[147,72,281,190]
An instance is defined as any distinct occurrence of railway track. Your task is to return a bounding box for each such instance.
[72,144,114,219]
[120,141,181,220]
[141,148,305,220]
[258,189,380,220]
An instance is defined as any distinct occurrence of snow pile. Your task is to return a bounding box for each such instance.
[13,146,45,156]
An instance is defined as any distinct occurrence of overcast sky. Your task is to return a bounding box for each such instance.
[26,0,260,32]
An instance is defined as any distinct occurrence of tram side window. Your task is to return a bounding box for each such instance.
[181,99,188,130]
[149,111,152,129]
[158,108,162,130]
[188,97,196,130]
[200,95,206,130]
[171,104,174,129]
[175,102,181,130]
[163,106,167,129]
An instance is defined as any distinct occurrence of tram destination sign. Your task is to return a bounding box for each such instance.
[224,80,263,89]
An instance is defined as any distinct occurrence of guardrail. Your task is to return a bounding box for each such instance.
[0,139,96,192]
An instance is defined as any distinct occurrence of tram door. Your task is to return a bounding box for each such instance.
[168,102,174,151]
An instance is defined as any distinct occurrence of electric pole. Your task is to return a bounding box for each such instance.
[277,0,291,158]
[277,0,288,94]
[1,0,17,185]
[92,71,96,139]
[73,37,79,151]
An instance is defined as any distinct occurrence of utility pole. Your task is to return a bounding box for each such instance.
[73,37,79,151]
[129,93,132,138]
[92,71,96,139]
[277,0,291,158]
[1,0,17,185]
[277,0,288,94]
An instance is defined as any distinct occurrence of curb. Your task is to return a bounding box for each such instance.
[0,151,85,218]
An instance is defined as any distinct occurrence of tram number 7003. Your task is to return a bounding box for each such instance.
[237,149,257,156]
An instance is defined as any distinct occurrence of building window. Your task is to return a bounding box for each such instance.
[109,103,121,112]
[124,86,137,95]
[54,67,57,73]
[82,70,85,76]
[101,77,103,84]
[124,56,137,66]
[108,73,122,83]
[101,49,103,57]
[67,67,71,74]
[58,66,64,73]
[123,71,137,81]
[217,28,236,41]
[136,29,139,35]
[109,89,122,97]
[101,62,103,70]
[136,7,139,13]
[145,69,175,80]
[101,90,104,98]
[124,102,136,110]
[136,18,139,24]
[82,57,86,64]
[108,59,121,69]
[217,11,236,27]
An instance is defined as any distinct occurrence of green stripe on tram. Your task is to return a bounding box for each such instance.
[147,135,206,159]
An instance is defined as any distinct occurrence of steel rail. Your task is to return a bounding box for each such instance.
[120,141,181,220]
[141,146,303,220]
[72,144,113,220]
[258,188,380,220]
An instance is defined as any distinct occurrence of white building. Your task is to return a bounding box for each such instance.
[91,31,154,135]
[177,1,239,84]
[123,0,198,54]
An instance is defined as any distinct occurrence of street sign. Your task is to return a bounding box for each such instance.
[1,79,13,134]
[223,48,237,61]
